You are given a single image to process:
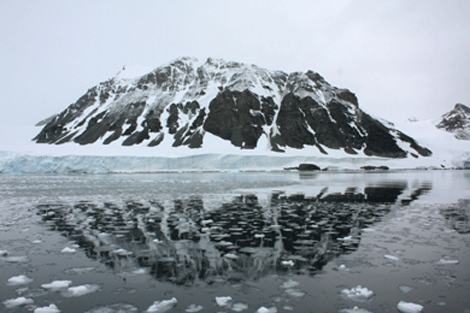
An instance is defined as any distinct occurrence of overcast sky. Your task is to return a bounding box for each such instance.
[1,0,469,150]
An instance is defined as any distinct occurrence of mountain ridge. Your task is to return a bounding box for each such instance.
[33,57,432,159]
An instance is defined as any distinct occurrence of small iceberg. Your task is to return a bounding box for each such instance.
[60,247,76,254]
[61,284,100,297]
[215,296,232,307]
[384,255,399,261]
[397,301,423,313]
[185,304,203,312]
[0,250,8,256]
[231,302,249,312]
[84,303,138,313]
[281,260,294,266]
[256,306,277,313]
[280,279,300,289]
[7,275,34,286]
[339,307,374,313]
[437,257,459,265]
[34,304,61,313]
[41,280,72,290]
[3,296,34,308]
[146,297,177,312]
[340,285,374,302]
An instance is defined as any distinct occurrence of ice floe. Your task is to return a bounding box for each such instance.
[60,247,76,254]
[7,274,34,285]
[61,284,101,297]
[146,297,178,312]
[383,255,399,261]
[215,296,232,307]
[84,303,138,312]
[231,302,249,312]
[34,304,61,313]
[41,280,72,290]
[256,306,277,313]
[5,255,30,263]
[436,257,459,265]
[3,296,34,308]
[339,307,374,313]
[396,301,423,313]
[280,279,300,289]
[398,285,414,293]
[0,249,8,256]
[340,285,374,302]
[281,260,294,266]
[185,304,203,312]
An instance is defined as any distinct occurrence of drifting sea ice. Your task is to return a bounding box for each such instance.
[84,303,138,313]
[60,247,76,254]
[339,307,374,313]
[146,297,178,313]
[231,302,249,312]
[7,274,34,285]
[436,257,459,265]
[41,280,72,290]
[215,296,232,307]
[396,301,424,313]
[3,296,34,308]
[256,306,277,313]
[383,255,399,261]
[34,304,61,313]
[61,284,101,297]
[340,285,374,302]
[185,304,204,312]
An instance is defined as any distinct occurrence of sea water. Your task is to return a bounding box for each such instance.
[0,170,469,312]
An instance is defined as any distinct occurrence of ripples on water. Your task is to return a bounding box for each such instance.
[0,171,469,312]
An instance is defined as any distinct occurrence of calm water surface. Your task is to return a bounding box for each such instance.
[0,170,469,312]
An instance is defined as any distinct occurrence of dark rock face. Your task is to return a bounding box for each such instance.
[436,103,470,140]
[33,57,432,159]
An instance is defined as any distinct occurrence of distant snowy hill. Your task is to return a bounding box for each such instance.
[435,103,470,140]
[33,57,431,160]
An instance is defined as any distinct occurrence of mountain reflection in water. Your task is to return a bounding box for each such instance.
[36,182,431,286]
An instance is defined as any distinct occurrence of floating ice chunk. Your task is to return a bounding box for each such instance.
[146,297,178,312]
[34,304,61,313]
[61,284,100,297]
[185,304,203,312]
[284,288,306,298]
[0,250,8,256]
[223,253,239,259]
[5,256,30,263]
[384,255,399,261]
[339,306,374,313]
[282,305,294,311]
[215,296,232,307]
[231,302,249,312]
[398,285,414,293]
[437,257,459,265]
[362,228,375,232]
[132,268,148,275]
[397,301,423,313]
[254,234,265,238]
[112,249,133,256]
[340,236,353,241]
[256,306,277,313]
[281,260,294,266]
[84,303,138,312]
[280,279,300,289]
[340,285,374,302]
[41,280,72,290]
[61,247,76,254]
[63,267,97,275]
[3,296,34,308]
[201,219,213,226]
[335,264,349,271]
[7,275,34,286]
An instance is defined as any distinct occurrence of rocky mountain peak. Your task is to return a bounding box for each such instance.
[33,57,432,159]
[436,103,470,140]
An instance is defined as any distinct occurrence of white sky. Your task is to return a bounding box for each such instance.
[0,0,469,151]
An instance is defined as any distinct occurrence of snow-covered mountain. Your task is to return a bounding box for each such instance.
[33,57,431,159]
[435,103,470,140]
